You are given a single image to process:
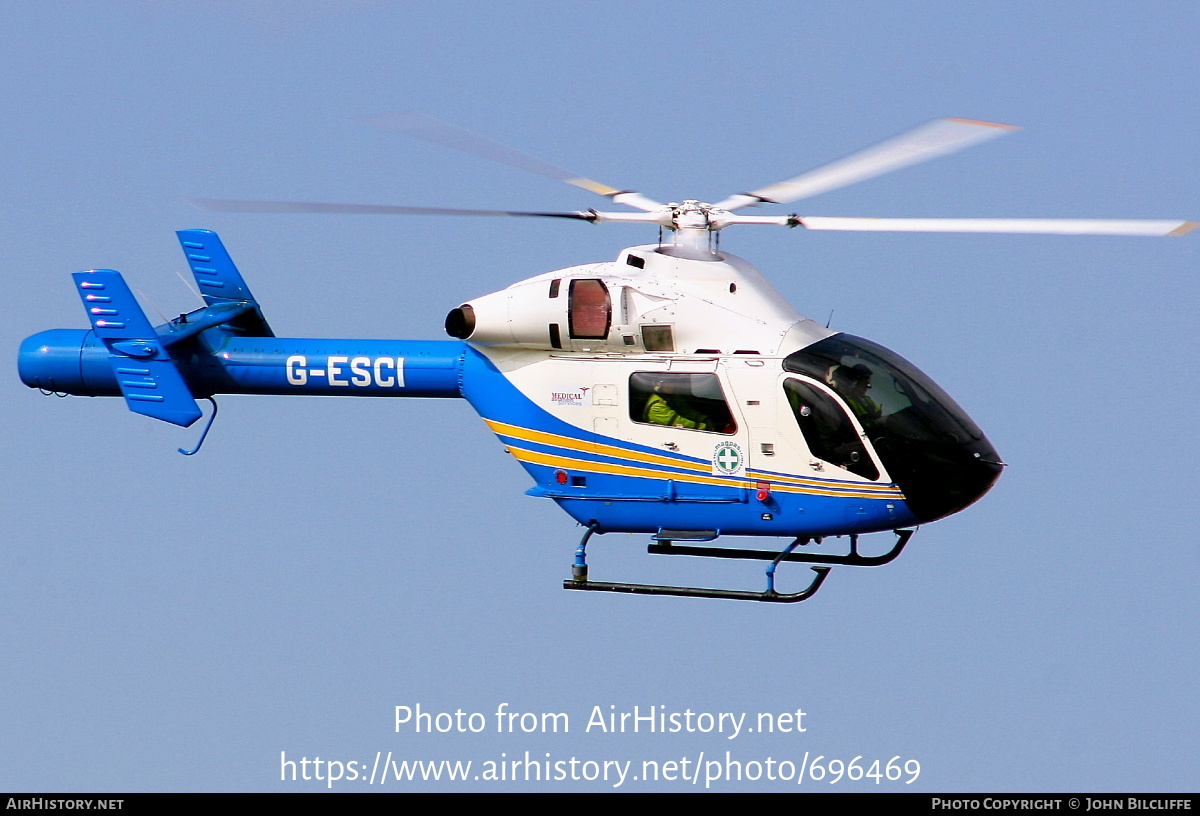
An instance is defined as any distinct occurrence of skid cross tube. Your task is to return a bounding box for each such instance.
[562,522,832,603]
[646,528,915,567]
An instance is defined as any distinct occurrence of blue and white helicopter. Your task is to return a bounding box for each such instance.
[19,115,1195,603]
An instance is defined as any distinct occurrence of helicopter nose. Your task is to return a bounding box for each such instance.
[933,449,1003,520]
[884,437,1003,524]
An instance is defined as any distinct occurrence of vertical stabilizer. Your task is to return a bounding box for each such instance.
[176,229,274,336]
[72,269,203,427]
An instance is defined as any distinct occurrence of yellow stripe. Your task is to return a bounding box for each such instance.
[487,418,903,497]
[509,445,743,489]
[1168,221,1200,237]
[487,419,710,474]
[749,469,903,497]
[487,420,902,496]
[507,445,900,501]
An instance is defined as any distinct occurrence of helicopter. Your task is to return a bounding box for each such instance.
[18,114,1196,603]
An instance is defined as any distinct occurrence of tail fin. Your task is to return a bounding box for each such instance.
[73,269,203,427]
[176,229,274,337]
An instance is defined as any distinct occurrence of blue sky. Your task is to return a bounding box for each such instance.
[3,2,1197,792]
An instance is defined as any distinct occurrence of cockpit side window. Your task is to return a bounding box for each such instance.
[629,372,737,434]
[784,378,879,480]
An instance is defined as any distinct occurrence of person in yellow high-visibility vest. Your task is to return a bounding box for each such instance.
[643,389,716,430]
[829,363,881,424]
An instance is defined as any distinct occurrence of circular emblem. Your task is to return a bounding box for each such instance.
[713,441,743,475]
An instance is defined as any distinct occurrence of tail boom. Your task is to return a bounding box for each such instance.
[20,334,466,400]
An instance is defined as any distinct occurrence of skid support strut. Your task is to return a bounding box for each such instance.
[562,523,832,603]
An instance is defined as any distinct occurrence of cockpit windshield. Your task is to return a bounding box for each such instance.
[783,333,985,445]
[784,333,1002,522]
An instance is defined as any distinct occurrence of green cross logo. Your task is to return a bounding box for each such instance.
[713,441,743,475]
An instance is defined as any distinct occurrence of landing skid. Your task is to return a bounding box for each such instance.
[562,524,913,603]
[646,528,914,567]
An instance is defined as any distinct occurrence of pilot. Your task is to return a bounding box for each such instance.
[829,363,881,423]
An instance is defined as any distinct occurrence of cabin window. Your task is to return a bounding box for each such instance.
[568,279,611,339]
[629,372,736,434]
[784,378,878,480]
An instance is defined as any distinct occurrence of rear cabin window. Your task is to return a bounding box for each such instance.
[629,372,736,434]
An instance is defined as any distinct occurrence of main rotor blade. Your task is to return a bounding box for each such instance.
[190,198,596,220]
[360,112,665,212]
[795,216,1200,236]
[715,118,1018,211]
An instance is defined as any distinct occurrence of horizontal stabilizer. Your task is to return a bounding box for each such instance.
[176,229,274,336]
[73,269,203,427]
